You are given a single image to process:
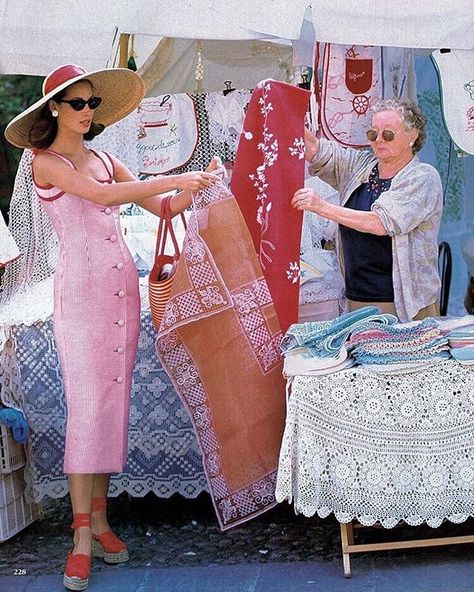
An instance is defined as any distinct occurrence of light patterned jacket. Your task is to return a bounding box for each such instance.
[309,138,443,322]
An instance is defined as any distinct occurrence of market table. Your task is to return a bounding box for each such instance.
[1,312,207,503]
[275,359,474,576]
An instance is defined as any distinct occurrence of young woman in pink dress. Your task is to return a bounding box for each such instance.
[5,64,218,591]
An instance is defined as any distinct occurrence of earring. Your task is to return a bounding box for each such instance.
[51,109,59,118]
[409,141,414,147]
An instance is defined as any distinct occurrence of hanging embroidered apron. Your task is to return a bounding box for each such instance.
[320,44,383,148]
[431,49,474,155]
[137,94,199,174]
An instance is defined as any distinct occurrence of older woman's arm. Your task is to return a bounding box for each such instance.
[293,162,443,237]
[304,130,374,193]
[292,188,387,235]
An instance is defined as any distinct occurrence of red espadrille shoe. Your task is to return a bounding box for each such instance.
[91,497,129,564]
[63,513,91,591]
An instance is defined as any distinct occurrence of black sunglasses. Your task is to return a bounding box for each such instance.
[366,129,399,142]
[58,96,102,111]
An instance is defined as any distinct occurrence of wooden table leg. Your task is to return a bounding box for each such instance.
[340,521,353,578]
[338,520,474,578]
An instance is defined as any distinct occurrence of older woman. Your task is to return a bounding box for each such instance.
[292,98,443,322]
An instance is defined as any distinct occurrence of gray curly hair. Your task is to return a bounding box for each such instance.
[371,98,427,154]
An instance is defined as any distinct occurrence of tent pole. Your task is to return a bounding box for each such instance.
[118,33,130,68]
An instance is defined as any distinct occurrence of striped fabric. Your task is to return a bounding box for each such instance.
[148,194,183,331]
[149,271,175,330]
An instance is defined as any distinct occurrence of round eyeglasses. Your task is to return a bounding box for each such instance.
[366,129,400,142]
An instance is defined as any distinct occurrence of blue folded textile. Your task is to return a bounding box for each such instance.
[451,347,474,363]
[0,407,29,444]
[281,306,398,358]
[353,349,450,365]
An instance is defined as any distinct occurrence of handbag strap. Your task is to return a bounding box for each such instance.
[154,194,185,260]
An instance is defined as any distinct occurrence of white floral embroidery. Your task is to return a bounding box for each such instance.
[206,451,221,476]
[219,498,238,523]
[184,237,206,264]
[193,404,212,429]
[289,137,305,159]
[286,261,300,284]
[175,362,198,388]
[251,478,275,505]
[232,289,257,315]
[247,81,279,269]
[163,302,179,327]
[199,285,226,308]
[258,340,280,372]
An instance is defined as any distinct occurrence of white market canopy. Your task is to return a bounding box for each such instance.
[0,0,473,76]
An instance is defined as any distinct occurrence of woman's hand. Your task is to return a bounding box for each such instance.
[304,127,320,162]
[291,188,325,214]
[205,156,221,172]
[205,155,227,181]
[176,171,220,192]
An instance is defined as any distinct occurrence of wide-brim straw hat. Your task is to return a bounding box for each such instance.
[5,64,145,149]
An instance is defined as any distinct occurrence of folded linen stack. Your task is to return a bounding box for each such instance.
[346,317,450,373]
[281,306,398,376]
[283,345,354,377]
[437,315,474,335]
[447,325,474,366]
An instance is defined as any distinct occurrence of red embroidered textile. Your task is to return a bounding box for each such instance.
[156,182,286,530]
[230,80,310,332]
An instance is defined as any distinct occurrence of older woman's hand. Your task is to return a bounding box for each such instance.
[292,188,324,214]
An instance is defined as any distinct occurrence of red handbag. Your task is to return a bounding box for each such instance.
[148,195,186,330]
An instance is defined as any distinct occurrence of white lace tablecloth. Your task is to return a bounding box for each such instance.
[276,359,474,528]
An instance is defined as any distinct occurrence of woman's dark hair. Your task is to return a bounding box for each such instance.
[371,97,427,154]
[28,79,105,149]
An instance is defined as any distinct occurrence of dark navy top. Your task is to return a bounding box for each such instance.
[339,165,394,302]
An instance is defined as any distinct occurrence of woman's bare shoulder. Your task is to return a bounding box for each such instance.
[32,151,74,185]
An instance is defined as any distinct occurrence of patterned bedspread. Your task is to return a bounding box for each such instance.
[7,313,207,502]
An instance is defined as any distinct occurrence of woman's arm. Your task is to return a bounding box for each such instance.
[305,133,374,194]
[292,187,387,236]
[33,153,219,208]
[371,164,443,235]
[108,155,192,217]
[109,154,225,218]
[304,127,320,162]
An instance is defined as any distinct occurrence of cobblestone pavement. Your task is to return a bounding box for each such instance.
[0,493,340,577]
[1,493,473,578]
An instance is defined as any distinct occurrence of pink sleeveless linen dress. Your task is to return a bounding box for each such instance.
[33,149,140,474]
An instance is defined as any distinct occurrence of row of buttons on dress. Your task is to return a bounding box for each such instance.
[103,206,126,386]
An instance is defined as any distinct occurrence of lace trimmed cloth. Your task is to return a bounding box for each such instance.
[276,359,474,528]
[205,90,252,154]
[156,181,286,530]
